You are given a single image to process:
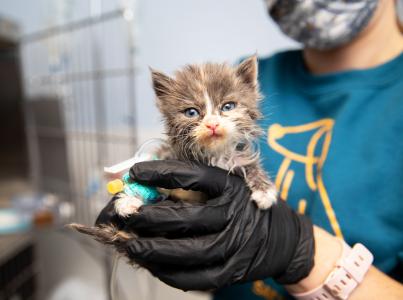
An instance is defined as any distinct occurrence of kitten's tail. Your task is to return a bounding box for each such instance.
[68,223,135,254]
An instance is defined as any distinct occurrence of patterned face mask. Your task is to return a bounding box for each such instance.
[267,0,379,50]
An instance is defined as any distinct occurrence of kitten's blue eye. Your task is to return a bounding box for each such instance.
[221,102,236,112]
[184,108,200,118]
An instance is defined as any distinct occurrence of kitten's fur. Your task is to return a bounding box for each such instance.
[70,55,277,249]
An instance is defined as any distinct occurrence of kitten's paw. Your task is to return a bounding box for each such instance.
[114,195,143,217]
[251,187,277,210]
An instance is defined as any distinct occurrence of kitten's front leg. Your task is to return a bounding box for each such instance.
[114,142,174,217]
[244,164,278,209]
[114,194,144,217]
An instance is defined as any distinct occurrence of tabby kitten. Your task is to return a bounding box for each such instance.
[71,56,277,245]
[114,55,277,217]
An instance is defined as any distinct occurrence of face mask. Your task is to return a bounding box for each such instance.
[267,0,378,50]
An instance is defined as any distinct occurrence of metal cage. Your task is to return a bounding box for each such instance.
[20,6,138,225]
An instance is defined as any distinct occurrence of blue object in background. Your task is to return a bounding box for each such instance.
[0,209,31,234]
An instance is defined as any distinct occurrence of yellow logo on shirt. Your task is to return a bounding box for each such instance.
[267,118,343,238]
[252,118,342,300]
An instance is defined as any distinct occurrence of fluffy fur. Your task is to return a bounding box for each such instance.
[70,55,277,250]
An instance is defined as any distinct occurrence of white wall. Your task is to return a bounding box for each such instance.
[133,0,297,142]
[0,0,297,143]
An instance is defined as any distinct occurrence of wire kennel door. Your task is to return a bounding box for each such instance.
[20,7,138,225]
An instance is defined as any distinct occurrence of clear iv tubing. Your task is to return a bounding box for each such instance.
[109,138,168,300]
[111,254,120,300]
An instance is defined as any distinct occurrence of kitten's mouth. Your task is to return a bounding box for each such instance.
[204,132,228,148]
[209,131,223,138]
[195,128,229,150]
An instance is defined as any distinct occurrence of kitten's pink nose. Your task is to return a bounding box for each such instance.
[205,123,220,131]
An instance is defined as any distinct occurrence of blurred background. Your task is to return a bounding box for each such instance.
[0,0,296,299]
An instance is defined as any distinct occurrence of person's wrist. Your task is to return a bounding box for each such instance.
[285,226,343,294]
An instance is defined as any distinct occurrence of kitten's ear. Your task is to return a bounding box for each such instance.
[236,55,258,88]
[150,68,175,98]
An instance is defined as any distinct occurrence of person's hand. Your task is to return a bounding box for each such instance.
[96,160,315,291]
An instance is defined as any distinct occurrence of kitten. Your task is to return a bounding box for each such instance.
[115,55,276,216]
[70,55,277,247]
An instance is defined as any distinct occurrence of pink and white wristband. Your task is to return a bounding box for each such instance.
[291,240,373,300]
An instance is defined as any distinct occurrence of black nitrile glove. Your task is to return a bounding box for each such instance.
[97,160,315,291]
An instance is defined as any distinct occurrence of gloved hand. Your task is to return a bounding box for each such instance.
[96,160,315,291]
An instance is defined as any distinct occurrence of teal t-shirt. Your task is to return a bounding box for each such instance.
[214,50,403,300]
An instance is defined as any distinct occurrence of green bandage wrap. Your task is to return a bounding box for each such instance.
[122,173,160,204]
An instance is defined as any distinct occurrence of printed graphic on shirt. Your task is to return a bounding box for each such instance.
[253,280,285,300]
[267,118,343,238]
[252,118,343,300]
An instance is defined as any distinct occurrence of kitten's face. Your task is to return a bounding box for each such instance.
[151,56,262,160]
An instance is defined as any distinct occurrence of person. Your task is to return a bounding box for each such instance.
[96,0,403,299]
